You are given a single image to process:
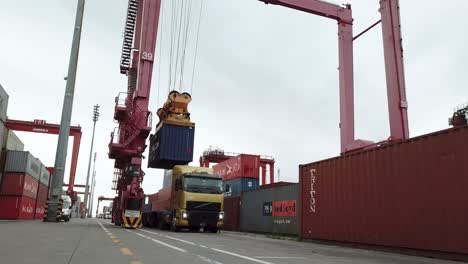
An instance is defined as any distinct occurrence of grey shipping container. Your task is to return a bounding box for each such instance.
[240,184,298,235]
[224,178,259,197]
[5,151,42,180]
[6,130,24,151]
[162,169,172,188]
[0,84,9,122]
[39,165,51,186]
[0,121,5,151]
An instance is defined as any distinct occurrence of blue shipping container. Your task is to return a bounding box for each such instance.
[224,178,259,197]
[148,124,195,169]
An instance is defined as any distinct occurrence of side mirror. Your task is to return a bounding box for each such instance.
[225,184,231,193]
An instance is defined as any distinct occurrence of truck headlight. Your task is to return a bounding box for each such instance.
[219,213,224,220]
[182,212,188,219]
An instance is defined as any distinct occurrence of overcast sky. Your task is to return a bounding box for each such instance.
[1,0,467,213]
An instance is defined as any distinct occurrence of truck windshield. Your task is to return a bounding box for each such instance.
[184,176,223,194]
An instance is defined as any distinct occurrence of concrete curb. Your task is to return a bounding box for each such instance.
[221,230,299,241]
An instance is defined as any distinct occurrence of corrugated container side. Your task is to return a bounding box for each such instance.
[240,184,298,235]
[148,124,195,169]
[5,151,41,179]
[0,150,6,185]
[34,200,46,219]
[36,183,48,202]
[39,165,51,186]
[213,155,260,181]
[0,173,38,199]
[300,126,468,254]
[6,130,24,151]
[0,195,36,219]
[224,178,259,197]
[223,197,241,231]
[151,186,171,211]
[0,121,5,154]
[0,84,9,122]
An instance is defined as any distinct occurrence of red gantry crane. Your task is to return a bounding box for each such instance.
[108,0,408,228]
[5,119,83,203]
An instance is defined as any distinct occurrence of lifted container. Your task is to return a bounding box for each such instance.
[148,122,195,169]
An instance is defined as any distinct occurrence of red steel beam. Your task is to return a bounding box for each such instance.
[380,0,409,140]
[260,0,355,152]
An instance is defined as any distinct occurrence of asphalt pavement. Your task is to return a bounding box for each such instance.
[0,219,463,264]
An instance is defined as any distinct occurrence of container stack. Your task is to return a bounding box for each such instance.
[213,154,261,197]
[0,151,42,219]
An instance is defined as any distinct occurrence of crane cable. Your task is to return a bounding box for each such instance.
[168,0,178,92]
[157,0,165,107]
[162,0,204,96]
[173,0,185,91]
[190,0,204,95]
[179,0,194,89]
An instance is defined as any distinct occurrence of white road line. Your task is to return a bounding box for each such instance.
[140,229,164,236]
[150,238,187,253]
[163,235,197,245]
[254,256,307,259]
[140,229,196,245]
[199,245,208,248]
[97,220,109,232]
[128,230,187,253]
[211,248,275,264]
[197,254,224,264]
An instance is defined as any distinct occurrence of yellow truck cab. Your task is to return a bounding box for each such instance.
[143,165,228,232]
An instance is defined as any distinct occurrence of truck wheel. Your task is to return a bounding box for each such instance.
[171,222,180,232]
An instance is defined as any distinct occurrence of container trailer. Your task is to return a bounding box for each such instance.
[142,165,227,232]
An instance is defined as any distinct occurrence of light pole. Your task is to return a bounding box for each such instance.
[46,0,85,222]
[82,105,99,218]
[88,152,97,217]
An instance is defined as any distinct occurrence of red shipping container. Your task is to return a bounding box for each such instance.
[151,187,171,212]
[0,172,38,199]
[299,126,468,254]
[0,195,36,219]
[36,183,48,202]
[223,197,241,231]
[213,154,260,181]
[34,200,46,219]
